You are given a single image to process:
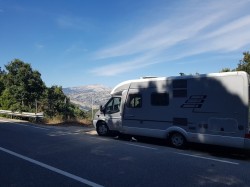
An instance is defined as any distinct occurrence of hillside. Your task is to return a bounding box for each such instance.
[63,84,112,111]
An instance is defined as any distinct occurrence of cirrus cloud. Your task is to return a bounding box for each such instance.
[90,0,250,76]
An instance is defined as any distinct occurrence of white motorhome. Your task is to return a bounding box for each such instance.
[93,71,250,149]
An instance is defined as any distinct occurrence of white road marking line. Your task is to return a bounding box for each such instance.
[26,125,50,131]
[48,132,81,136]
[97,137,111,141]
[0,120,49,130]
[85,130,97,135]
[87,135,157,149]
[0,146,104,187]
[124,143,158,150]
[175,152,239,165]
[0,119,27,125]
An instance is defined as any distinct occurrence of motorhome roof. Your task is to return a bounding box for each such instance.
[110,71,247,95]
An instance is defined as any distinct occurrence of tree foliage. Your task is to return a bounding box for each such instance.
[0,67,6,96]
[220,51,250,74]
[219,68,231,73]
[235,51,250,74]
[1,59,46,111]
[0,59,85,121]
[41,85,86,119]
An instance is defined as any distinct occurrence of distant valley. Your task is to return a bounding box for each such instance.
[63,84,112,111]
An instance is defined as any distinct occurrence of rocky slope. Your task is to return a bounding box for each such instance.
[63,84,112,111]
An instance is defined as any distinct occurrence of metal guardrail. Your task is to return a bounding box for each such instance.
[0,110,44,118]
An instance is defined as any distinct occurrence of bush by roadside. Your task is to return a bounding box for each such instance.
[42,115,92,126]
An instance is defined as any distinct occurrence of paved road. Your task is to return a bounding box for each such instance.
[0,118,250,187]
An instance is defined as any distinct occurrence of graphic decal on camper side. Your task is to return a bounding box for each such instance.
[181,95,206,108]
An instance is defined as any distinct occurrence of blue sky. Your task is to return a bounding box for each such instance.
[1,0,250,88]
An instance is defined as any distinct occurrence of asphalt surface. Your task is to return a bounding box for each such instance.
[0,118,250,187]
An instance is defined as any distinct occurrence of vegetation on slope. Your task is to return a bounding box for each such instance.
[0,59,89,125]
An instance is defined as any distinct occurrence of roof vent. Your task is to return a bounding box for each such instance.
[140,76,158,79]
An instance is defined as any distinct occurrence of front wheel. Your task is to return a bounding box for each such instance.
[170,132,186,149]
[96,122,109,136]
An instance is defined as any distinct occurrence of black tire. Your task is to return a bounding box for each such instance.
[96,122,109,136]
[170,132,186,149]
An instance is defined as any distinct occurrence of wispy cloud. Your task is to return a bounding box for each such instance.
[177,15,250,56]
[205,15,250,39]
[95,14,220,60]
[91,0,250,76]
[56,15,92,31]
[90,53,161,76]
[65,44,88,54]
[35,43,45,50]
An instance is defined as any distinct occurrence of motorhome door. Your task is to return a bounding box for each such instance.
[122,89,144,134]
[104,97,122,130]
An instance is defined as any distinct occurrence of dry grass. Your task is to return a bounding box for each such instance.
[42,116,92,126]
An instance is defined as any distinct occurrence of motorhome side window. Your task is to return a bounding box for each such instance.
[151,93,169,106]
[127,94,142,108]
[105,97,121,114]
[173,79,187,97]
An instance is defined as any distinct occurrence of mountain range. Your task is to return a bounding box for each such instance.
[63,84,112,111]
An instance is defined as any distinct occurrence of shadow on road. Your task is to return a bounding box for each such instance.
[115,135,250,161]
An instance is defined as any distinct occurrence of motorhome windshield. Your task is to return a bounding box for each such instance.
[104,97,121,114]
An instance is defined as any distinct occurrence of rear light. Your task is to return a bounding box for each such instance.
[245,133,250,139]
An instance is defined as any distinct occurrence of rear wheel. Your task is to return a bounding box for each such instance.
[170,132,186,149]
[96,122,109,136]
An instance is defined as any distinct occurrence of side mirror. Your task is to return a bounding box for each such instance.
[100,105,103,112]
[100,105,105,115]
